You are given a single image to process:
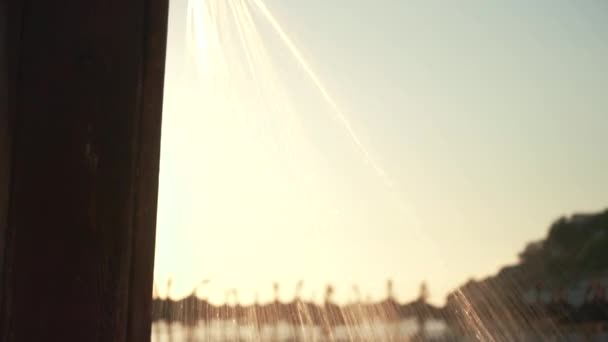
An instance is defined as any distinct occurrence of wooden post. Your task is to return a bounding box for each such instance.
[0,0,169,340]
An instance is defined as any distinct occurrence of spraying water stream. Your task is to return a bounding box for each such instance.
[152,0,608,340]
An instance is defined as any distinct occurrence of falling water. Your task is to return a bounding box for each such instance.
[181,0,445,269]
[153,0,608,340]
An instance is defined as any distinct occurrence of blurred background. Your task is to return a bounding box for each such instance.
[152,0,608,340]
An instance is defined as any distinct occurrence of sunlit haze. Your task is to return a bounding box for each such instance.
[154,0,608,306]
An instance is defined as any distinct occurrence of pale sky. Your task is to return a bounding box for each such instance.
[154,0,608,305]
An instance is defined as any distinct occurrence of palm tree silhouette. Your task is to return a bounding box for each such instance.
[286,280,311,340]
[322,284,345,339]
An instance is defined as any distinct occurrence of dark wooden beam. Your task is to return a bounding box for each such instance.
[0,0,21,339]
[0,0,169,340]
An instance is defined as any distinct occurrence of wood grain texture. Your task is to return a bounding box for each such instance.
[0,0,21,339]
[0,0,168,340]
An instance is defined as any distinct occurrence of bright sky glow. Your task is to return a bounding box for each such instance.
[154,0,608,305]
